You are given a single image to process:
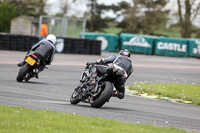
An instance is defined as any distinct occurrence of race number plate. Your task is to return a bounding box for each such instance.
[25,56,36,66]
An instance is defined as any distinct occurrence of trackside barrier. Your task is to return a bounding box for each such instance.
[188,39,200,58]
[0,34,38,51]
[154,37,189,57]
[80,32,119,52]
[120,33,155,55]
[120,33,198,58]
[1,33,199,58]
[0,34,101,55]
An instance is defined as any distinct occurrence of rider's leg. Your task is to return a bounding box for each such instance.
[33,53,46,79]
[17,61,26,67]
[113,78,126,99]
[105,66,116,75]
[88,65,109,85]
[17,52,29,67]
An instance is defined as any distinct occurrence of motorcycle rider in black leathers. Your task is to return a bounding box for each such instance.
[88,49,133,99]
[17,34,56,77]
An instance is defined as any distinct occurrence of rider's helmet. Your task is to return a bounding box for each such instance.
[119,49,131,57]
[46,34,56,44]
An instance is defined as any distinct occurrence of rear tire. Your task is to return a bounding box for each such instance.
[16,64,31,82]
[25,71,34,82]
[90,81,113,108]
[70,90,81,105]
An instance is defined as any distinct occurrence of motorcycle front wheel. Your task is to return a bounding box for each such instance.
[70,89,81,105]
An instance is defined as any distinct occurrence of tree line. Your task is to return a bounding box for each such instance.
[0,0,200,38]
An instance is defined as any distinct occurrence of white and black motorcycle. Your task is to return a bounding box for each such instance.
[70,63,114,108]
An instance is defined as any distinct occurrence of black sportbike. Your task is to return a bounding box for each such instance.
[16,53,44,82]
[70,63,115,108]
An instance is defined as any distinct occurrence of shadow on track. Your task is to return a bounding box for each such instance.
[68,103,138,112]
[19,81,51,85]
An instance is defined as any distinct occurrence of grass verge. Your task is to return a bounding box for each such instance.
[129,83,200,106]
[0,105,188,133]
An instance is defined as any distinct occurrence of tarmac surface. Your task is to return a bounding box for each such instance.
[0,50,200,132]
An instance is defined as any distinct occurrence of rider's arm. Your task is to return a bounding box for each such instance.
[96,54,119,64]
[47,45,56,65]
[25,42,41,55]
[126,67,133,79]
[30,40,42,51]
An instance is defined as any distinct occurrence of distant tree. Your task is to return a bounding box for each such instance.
[177,0,200,38]
[87,0,98,31]
[57,0,70,17]
[117,1,138,33]
[38,0,48,16]
[0,0,17,32]
[0,0,49,32]
[9,0,48,18]
[119,0,169,35]
[86,0,110,32]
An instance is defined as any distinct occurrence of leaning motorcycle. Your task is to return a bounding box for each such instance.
[16,53,42,82]
[70,63,114,108]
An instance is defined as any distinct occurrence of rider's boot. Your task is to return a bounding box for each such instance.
[34,66,45,79]
[112,90,124,99]
[33,69,39,79]
[17,61,25,67]
[35,72,39,79]
[38,66,45,71]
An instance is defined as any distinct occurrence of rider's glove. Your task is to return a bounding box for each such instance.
[86,62,95,67]
[96,58,105,65]
[86,62,95,69]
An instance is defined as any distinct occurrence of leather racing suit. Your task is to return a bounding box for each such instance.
[91,54,133,99]
[30,39,55,66]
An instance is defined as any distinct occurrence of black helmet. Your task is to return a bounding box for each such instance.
[119,49,131,57]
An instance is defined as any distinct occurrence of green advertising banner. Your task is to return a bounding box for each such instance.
[188,39,200,57]
[120,33,155,55]
[80,32,119,52]
[154,37,189,57]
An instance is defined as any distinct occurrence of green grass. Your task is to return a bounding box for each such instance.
[103,26,122,34]
[0,105,188,133]
[103,25,198,38]
[129,83,200,105]
[153,29,198,38]
[103,22,122,34]
[153,30,181,38]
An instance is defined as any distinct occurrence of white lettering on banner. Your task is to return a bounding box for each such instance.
[195,40,200,45]
[157,42,187,52]
[123,37,151,48]
[96,36,108,50]
[193,44,200,54]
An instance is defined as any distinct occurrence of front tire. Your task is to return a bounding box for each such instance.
[70,90,81,105]
[16,64,31,82]
[90,81,113,108]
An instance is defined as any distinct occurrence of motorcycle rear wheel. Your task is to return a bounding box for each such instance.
[16,64,31,82]
[25,71,34,82]
[90,81,113,108]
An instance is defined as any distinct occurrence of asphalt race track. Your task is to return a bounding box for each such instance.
[0,50,200,132]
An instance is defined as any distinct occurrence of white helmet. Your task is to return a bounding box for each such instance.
[46,34,56,44]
